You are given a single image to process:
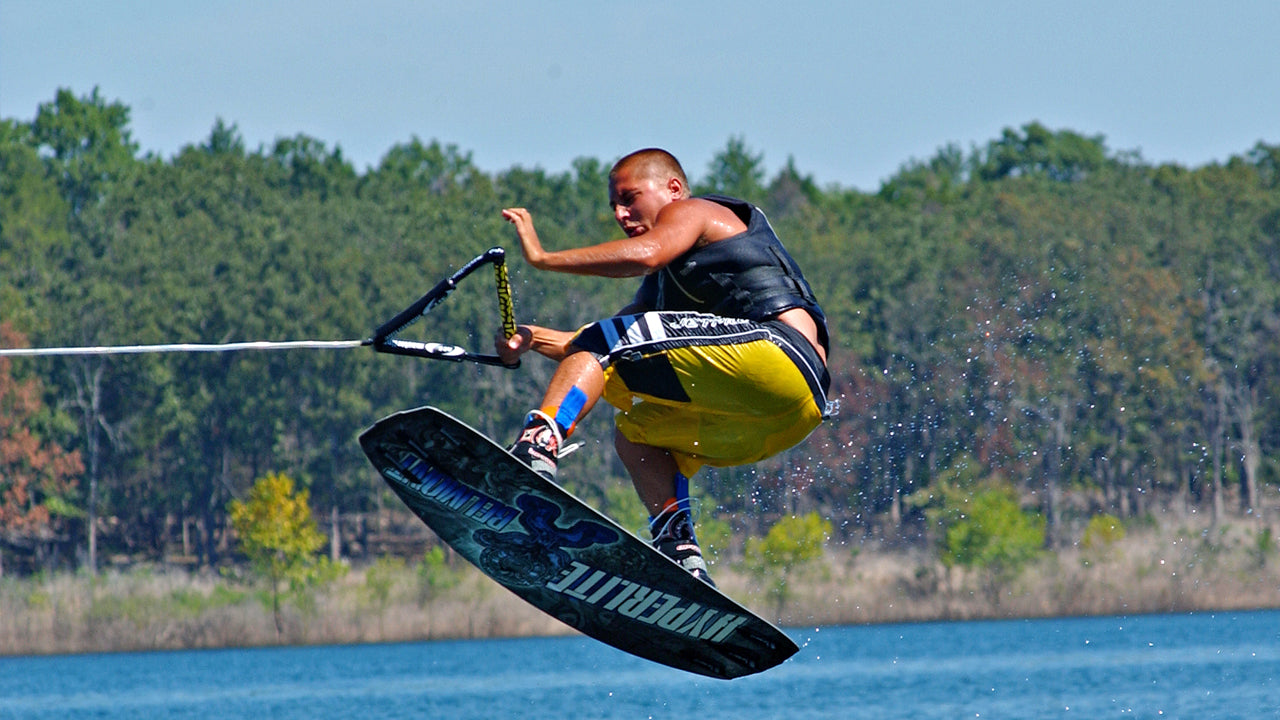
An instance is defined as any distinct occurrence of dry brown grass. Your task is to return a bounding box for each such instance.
[766,511,1280,627]
[3,511,1277,656]
[0,563,567,656]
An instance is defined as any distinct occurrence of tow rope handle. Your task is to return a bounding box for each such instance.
[369,247,520,368]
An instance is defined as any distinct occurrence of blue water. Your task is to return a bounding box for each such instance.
[2,611,1277,719]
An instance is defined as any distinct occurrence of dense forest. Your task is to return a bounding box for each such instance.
[2,88,1278,575]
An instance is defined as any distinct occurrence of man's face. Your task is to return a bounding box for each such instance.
[609,167,676,237]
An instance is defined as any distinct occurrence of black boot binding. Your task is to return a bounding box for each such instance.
[651,504,715,588]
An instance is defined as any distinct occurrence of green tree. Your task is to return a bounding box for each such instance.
[914,462,1045,604]
[228,472,335,636]
[978,121,1107,182]
[0,119,72,332]
[699,136,766,199]
[30,87,137,216]
[940,484,1044,584]
[742,511,832,615]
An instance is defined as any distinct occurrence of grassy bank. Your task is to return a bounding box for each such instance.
[2,511,1276,657]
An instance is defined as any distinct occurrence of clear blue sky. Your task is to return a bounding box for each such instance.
[3,1,1277,191]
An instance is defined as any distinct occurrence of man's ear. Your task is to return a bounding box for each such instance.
[667,176,687,199]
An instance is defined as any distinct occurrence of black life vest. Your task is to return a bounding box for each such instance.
[633,195,830,353]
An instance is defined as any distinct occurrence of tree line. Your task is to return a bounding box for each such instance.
[2,88,1277,575]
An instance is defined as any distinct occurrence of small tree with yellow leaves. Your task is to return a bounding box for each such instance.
[229,472,336,636]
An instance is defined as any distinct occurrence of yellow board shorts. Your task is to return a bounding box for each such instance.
[569,312,831,477]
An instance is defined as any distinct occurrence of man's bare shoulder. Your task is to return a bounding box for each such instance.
[659,197,747,243]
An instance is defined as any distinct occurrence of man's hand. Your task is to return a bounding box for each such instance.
[495,324,578,363]
[495,325,534,366]
[502,208,546,268]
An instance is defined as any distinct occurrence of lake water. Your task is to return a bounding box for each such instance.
[2,610,1277,719]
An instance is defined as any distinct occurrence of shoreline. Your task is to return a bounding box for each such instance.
[3,513,1277,657]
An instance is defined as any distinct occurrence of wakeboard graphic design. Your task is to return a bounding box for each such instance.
[359,406,798,679]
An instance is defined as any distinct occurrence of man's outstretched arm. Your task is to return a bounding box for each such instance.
[501,204,706,278]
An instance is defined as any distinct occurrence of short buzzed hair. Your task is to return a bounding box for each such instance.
[610,148,690,198]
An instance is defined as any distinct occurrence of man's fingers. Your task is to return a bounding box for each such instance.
[496,326,532,354]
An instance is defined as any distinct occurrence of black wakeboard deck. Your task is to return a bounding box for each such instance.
[358,406,798,679]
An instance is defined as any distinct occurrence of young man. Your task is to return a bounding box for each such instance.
[497,148,830,587]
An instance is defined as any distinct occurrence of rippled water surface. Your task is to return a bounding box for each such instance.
[3,610,1277,719]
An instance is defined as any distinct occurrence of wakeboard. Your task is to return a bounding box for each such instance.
[358,406,799,679]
